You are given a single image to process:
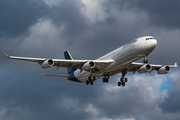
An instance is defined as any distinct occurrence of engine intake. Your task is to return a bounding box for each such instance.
[138,64,152,74]
[41,59,54,68]
[157,66,171,74]
[82,61,95,71]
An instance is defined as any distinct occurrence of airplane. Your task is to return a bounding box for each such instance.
[3,36,178,87]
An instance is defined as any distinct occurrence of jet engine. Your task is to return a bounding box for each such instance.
[138,64,152,74]
[41,59,54,68]
[157,66,170,74]
[82,61,95,71]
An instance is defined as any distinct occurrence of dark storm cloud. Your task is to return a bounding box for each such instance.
[44,0,149,59]
[102,0,180,64]
[136,0,180,29]
[108,0,180,29]
[0,0,47,37]
[0,0,180,120]
[47,1,86,35]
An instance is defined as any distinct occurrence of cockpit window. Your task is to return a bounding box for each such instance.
[146,38,154,40]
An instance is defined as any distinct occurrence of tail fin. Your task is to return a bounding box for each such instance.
[64,51,76,76]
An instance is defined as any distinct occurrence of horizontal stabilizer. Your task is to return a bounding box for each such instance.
[39,74,70,78]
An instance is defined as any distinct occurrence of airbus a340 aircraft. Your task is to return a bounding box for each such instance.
[3,36,178,87]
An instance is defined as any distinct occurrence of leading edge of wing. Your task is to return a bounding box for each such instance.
[53,59,114,63]
[3,52,46,62]
[2,52,88,63]
[2,53,86,63]
[3,52,114,63]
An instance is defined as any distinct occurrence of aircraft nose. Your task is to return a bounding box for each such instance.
[139,39,157,53]
[146,39,157,52]
[151,39,157,48]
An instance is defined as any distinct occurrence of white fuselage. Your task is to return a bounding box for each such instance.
[74,36,157,82]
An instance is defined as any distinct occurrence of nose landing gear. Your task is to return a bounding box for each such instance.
[143,54,148,63]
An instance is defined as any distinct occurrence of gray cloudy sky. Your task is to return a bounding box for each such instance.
[0,0,180,120]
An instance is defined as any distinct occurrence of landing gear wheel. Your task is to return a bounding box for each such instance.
[122,82,125,87]
[86,80,90,85]
[103,78,106,83]
[125,78,128,83]
[121,78,124,83]
[105,78,109,83]
[90,81,93,85]
[102,76,109,83]
[118,82,121,86]
[93,76,95,81]
[143,60,148,63]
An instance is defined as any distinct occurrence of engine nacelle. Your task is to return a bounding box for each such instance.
[157,66,171,74]
[41,59,54,68]
[82,61,95,71]
[138,64,152,74]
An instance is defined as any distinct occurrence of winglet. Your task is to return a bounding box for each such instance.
[2,52,10,58]
[175,62,178,67]
[39,74,46,76]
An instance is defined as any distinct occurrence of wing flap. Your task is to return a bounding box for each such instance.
[53,59,114,70]
[39,74,70,78]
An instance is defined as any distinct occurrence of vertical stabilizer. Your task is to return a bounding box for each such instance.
[64,51,76,76]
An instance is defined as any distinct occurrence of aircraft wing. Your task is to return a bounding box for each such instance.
[3,52,46,62]
[127,62,178,73]
[2,53,114,71]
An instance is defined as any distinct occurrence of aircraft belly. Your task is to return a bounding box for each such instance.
[103,66,125,76]
[93,61,125,77]
[74,70,90,83]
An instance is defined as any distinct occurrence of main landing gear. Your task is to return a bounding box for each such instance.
[118,70,128,87]
[143,54,148,63]
[102,76,109,83]
[86,72,95,85]
[86,76,95,85]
